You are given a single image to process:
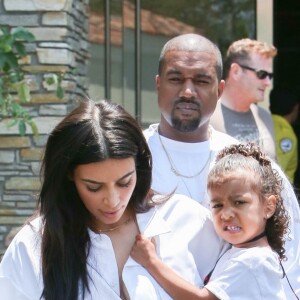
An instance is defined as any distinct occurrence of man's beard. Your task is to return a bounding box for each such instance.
[171,99,201,132]
[171,115,201,132]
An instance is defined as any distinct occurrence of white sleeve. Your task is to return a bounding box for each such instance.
[0,223,43,300]
[271,162,300,298]
[0,277,31,300]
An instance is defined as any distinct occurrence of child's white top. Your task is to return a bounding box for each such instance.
[205,246,287,300]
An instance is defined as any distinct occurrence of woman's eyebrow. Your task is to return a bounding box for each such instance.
[117,170,136,181]
[81,170,135,184]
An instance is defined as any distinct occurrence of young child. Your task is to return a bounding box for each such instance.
[131,143,290,300]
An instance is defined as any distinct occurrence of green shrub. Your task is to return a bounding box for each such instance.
[0,26,39,135]
[0,26,65,136]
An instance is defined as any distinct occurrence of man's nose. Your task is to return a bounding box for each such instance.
[180,80,196,98]
[262,76,272,87]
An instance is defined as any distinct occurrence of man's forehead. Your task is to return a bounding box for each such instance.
[165,48,214,58]
[164,50,217,70]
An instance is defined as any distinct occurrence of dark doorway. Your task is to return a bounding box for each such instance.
[273,1,300,198]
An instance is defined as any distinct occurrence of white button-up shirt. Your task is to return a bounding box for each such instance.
[0,194,227,299]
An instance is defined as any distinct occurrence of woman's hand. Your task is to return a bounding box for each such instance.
[130,234,158,269]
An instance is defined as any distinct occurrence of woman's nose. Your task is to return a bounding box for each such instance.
[103,189,119,208]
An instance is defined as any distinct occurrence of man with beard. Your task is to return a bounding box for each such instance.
[144,33,236,206]
[143,34,300,298]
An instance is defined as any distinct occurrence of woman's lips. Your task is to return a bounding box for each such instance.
[101,209,121,219]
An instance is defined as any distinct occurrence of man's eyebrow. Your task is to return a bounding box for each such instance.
[81,170,135,184]
[195,73,213,79]
[165,69,182,76]
[165,69,213,80]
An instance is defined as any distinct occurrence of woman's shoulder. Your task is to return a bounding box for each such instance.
[5,217,43,253]
[0,217,43,299]
[15,216,42,235]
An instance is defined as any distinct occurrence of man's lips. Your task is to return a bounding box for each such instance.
[175,102,199,111]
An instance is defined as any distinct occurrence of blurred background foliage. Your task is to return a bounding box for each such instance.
[89,0,255,55]
[0,26,65,136]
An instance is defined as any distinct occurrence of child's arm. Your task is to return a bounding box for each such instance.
[130,234,218,300]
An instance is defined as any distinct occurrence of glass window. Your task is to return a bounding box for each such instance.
[87,0,256,126]
[88,0,105,100]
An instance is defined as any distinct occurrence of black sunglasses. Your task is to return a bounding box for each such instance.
[238,64,274,80]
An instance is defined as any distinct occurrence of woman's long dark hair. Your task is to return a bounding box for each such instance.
[38,99,152,299]
[207,143,289,259]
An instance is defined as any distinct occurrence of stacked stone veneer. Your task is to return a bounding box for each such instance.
[0,0,90,256]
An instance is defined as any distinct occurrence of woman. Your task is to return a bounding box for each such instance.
[0,99,226,300]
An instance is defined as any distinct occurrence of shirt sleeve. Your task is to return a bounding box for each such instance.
[271,162,300,297]
[0,223,43,299]
[0,277,31,300]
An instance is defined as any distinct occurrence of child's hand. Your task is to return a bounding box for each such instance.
[130,234,158,268]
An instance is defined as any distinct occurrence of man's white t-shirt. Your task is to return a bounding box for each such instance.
[144,123,237,208]
[144,123,300,298]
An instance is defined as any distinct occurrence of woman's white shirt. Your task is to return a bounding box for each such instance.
[0,194,226,299]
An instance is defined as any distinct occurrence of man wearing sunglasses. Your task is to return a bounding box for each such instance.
[210,38,277,160]
[210,39,300,298]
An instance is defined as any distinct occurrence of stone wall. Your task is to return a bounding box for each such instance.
[0,0,90,256]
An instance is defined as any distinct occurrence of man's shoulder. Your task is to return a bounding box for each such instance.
[210,126,237,141]
[251,103,272,118]
[143,123,158,141]
[210,126,238,149]
[154,193,212,223]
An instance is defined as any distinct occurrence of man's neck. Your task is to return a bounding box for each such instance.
[221,87,251,112]
[158,119,210,143]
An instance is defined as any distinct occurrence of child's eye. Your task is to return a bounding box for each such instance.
[234,200,245,205]
[211,203,222,209]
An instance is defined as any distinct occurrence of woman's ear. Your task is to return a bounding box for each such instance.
[264,195,276,219]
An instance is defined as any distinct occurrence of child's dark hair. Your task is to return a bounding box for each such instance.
[207,143,289,259]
